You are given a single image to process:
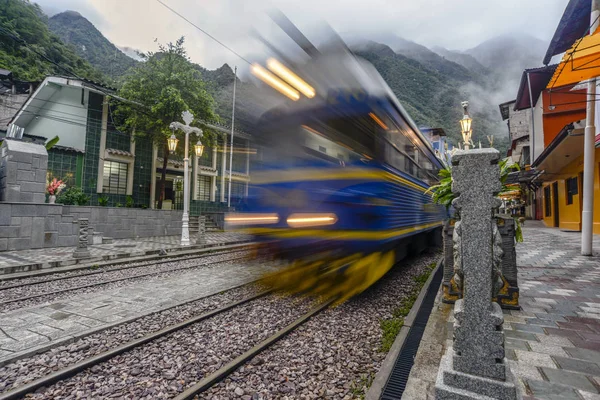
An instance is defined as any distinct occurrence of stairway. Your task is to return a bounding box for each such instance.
[189,215,222,233]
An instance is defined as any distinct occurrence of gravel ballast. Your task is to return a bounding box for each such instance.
[21,294,314,399]
[0,250,440,400]
[200,250,441,400]
[0,282,263,394]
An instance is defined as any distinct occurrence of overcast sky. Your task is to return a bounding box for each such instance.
[35,0,568,70]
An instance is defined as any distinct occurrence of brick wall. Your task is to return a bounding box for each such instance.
[0,203,183,251]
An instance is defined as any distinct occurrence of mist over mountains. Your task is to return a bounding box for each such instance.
[43,10,548,152]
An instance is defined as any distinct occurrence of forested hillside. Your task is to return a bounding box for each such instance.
[355,42,509,151]
[0,0,527,152]
[0,0,103,82]
[48,11,138,81]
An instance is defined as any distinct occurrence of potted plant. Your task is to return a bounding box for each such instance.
[46,178,66,204]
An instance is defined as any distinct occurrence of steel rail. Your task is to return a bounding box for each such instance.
[0,290,272,400]
[174,297,336,400]
[0,254,251,308]
[0,243,256,291]
[0,242,256,288]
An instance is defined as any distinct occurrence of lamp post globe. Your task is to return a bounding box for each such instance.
[167,133,179,154]
[194,140,205,157]
[460,101,473,150]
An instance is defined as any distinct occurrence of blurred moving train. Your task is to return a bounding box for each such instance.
[226,22,447,300]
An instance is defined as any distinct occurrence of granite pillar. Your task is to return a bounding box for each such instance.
[196,215,207,246]
[435,149,519,400]
[73,218,91,259]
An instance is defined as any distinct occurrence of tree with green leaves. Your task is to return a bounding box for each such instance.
[115,37,218,209]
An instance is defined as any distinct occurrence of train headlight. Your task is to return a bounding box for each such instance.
[287,213,338,228]
[225,213,279,226]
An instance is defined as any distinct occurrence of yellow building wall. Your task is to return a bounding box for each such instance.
[540,148,600,234]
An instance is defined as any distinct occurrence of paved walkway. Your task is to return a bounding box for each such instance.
[0,232,249,274]
[0,259,270,365]
[403,221,600,400]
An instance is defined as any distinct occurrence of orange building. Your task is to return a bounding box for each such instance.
[510,64,600,233]
[511,71,600,233]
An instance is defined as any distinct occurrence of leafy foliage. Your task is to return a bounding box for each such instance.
[428,157,520,209]
[48,11,137,84]
[428,157,524,241]
[0,0,104,82]
[114,37,217,208]
[98,195,109,207]
[56,186,90,206]
[44,135,59,150]
[115,37,218,147]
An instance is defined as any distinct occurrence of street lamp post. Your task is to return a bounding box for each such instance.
[169,111,205,246]
[460,101,473,150]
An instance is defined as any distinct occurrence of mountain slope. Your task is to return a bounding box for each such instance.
[465,34,547,75]
[48,11,138,80]
[430,46,489,76]
[353,41,508,151]
[0,0,103,82]
[350,34,480,84]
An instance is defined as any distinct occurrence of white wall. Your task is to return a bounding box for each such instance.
[532,94,545,163]
[25,86,89,151]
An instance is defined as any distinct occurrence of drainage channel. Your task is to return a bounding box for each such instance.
[379,264,443,399]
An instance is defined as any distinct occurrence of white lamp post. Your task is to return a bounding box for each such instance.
[460,101,473,150]
[169,111,204,246]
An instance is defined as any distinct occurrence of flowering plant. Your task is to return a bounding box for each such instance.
[47,178,66,195]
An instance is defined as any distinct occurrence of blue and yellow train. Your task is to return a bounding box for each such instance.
[227,48,447,299]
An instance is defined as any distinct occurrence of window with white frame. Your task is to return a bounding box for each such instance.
[103,160,128,194]
[197,175,211,201]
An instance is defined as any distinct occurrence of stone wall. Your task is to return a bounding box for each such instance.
[508,107,531,142]
[0,140,48,203]
[0,203,183,251]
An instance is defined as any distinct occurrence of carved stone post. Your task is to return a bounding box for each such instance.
[435,149,519,399]
[442,220,461,303]
[73,218,91,259]
[196,215,207,246]
[494,214,520,310]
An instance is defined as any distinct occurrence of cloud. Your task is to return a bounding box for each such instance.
[37,0,567,70]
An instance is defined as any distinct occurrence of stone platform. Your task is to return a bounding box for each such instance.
[0,232,249,275]
[403,221,600,400]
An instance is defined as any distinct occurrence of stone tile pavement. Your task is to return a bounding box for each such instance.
[0,232,249,274]
[0,258,272,365]
[403,221,600,400]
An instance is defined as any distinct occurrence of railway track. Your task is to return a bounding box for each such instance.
[0,247,258,311]
[0,242,256,287]
[0,291,333,400]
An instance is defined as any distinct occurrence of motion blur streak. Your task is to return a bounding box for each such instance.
[267,58,316,98]
[250,63,300,100]
[224,213,279,225]
[286,213,338,227]
[368,112,389,130]
[261,250,396,305]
